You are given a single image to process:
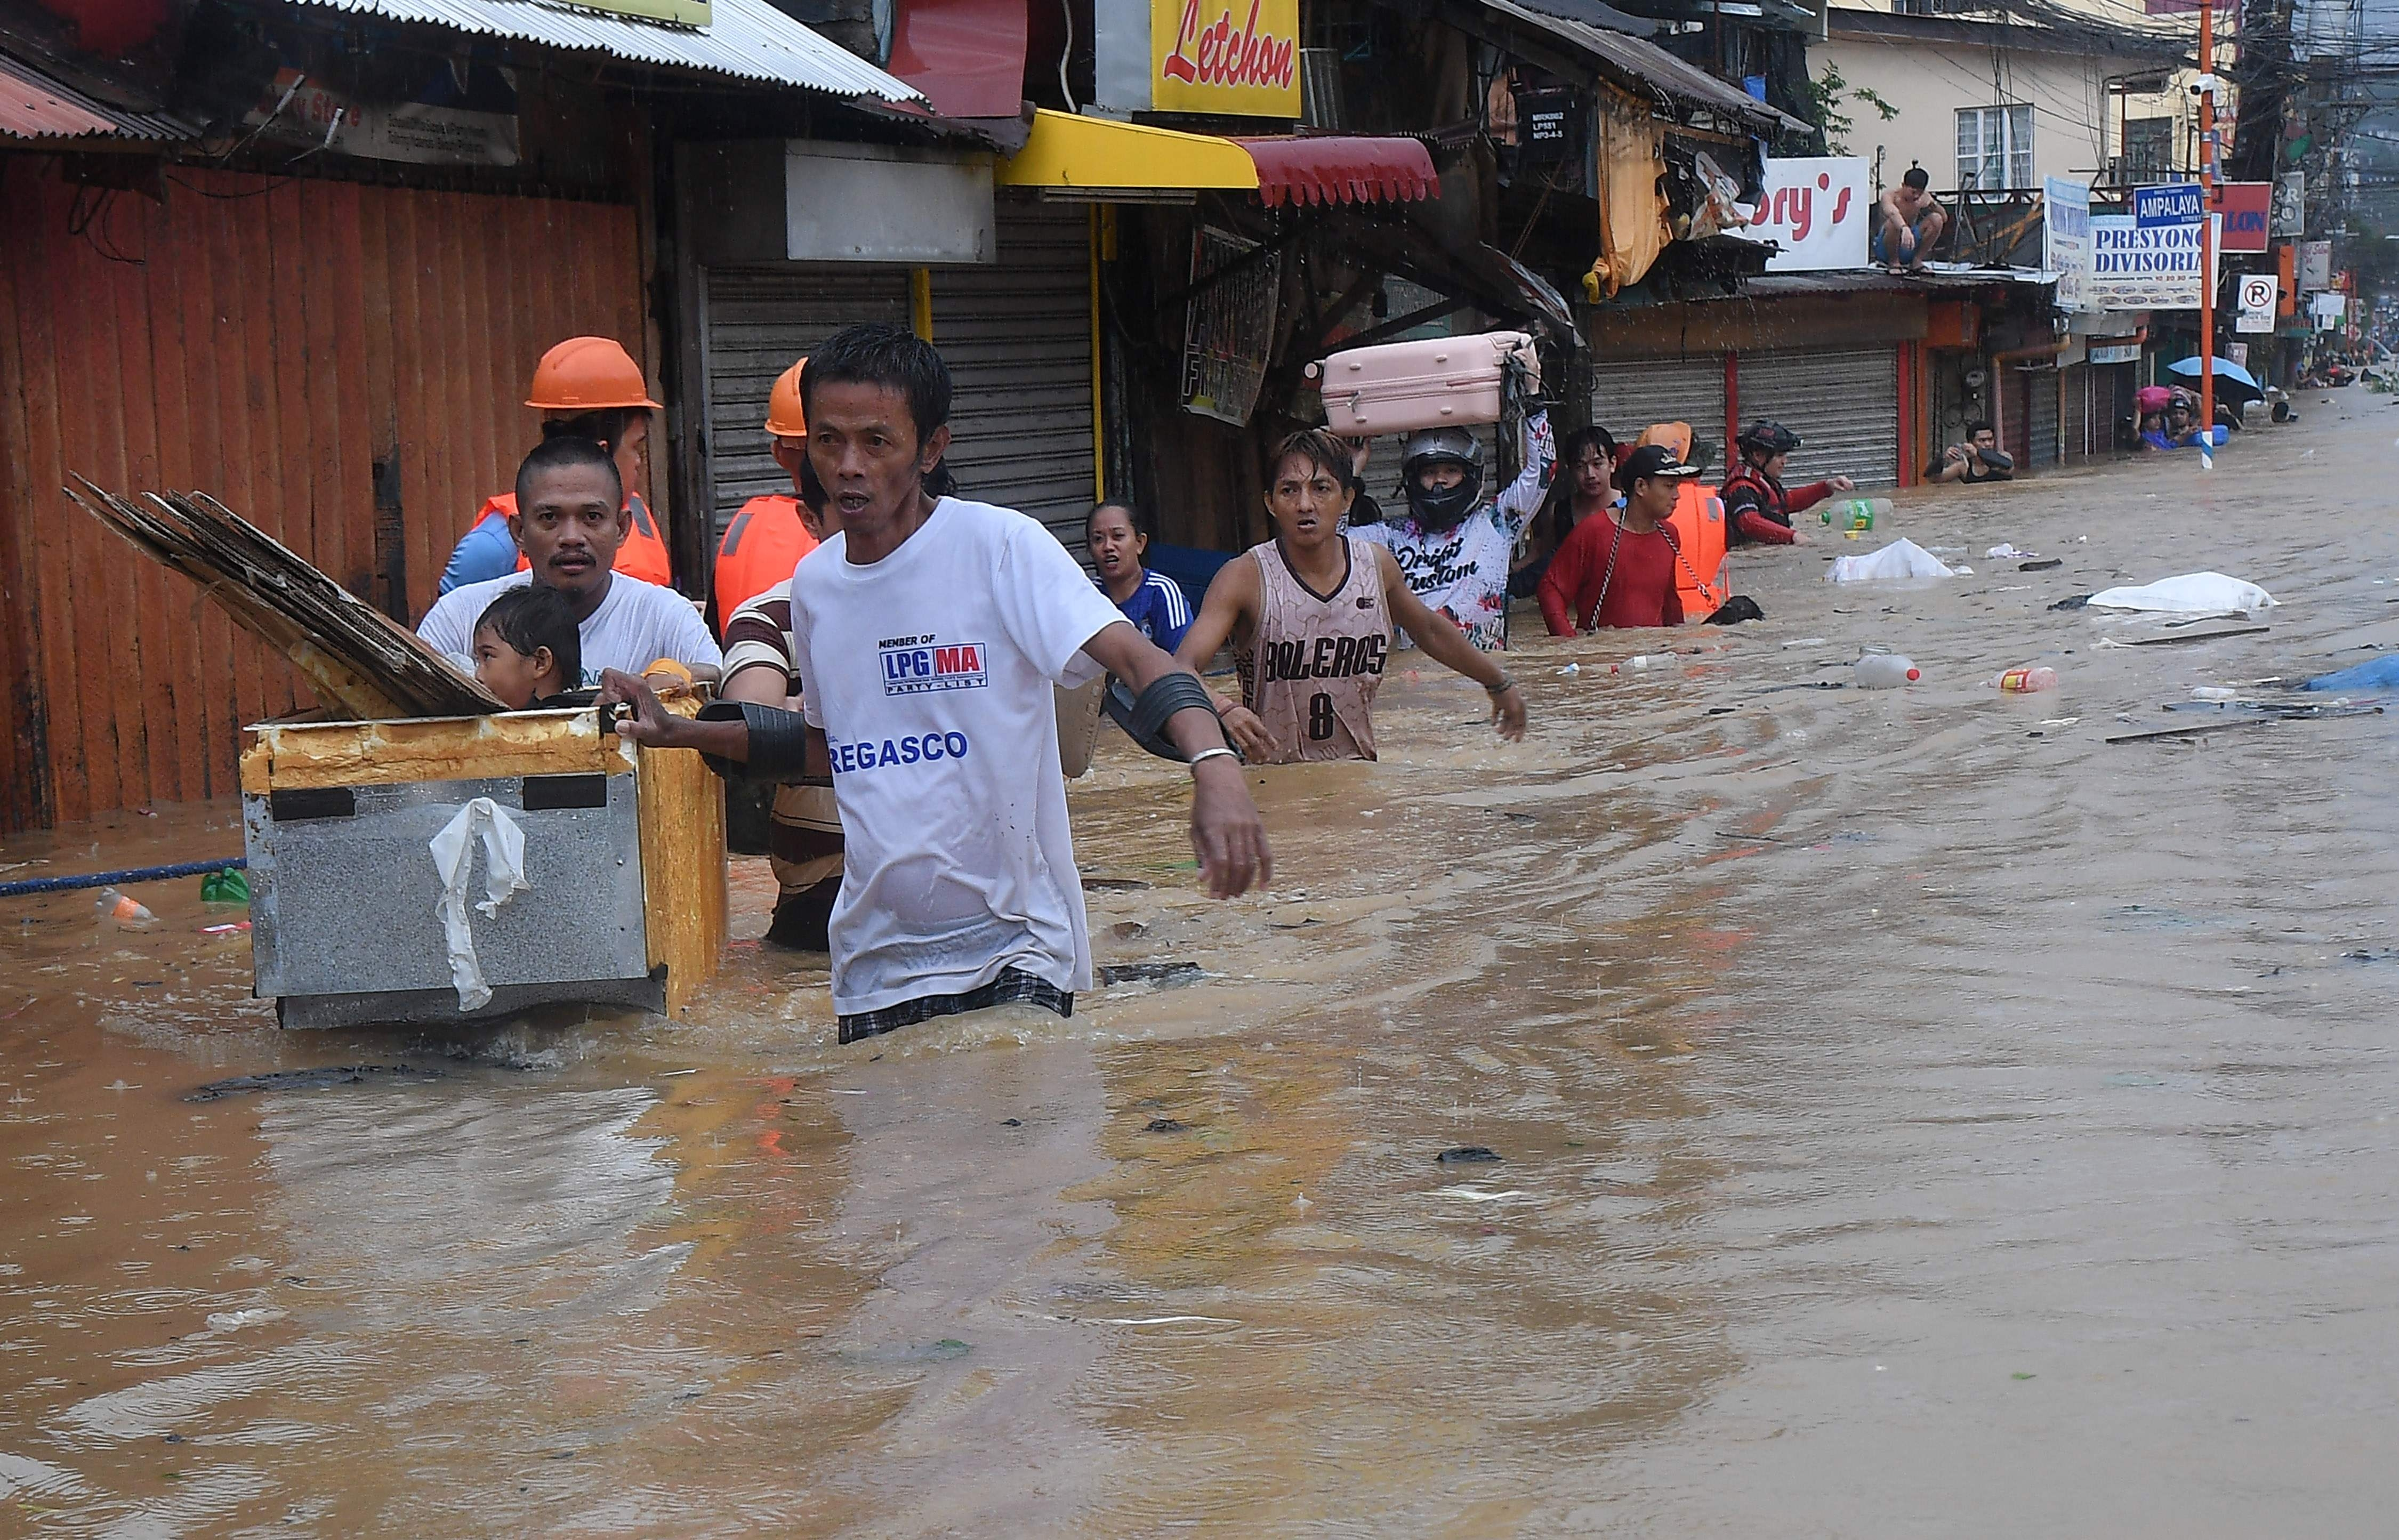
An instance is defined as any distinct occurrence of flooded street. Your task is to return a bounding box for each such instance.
[9,397,2399,1535]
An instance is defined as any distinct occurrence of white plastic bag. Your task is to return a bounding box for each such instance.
[429,798,529,1011]
[1826,538,1957,584]
[2086,572,2277,615]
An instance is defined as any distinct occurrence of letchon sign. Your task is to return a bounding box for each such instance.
[2134,182,2204,228]
[2090,214,2218,310]
[2216,182,2272,253]
[1726,157,1869,271]
[1151,0,1299,116]
[2236,273,2279,334]
[2043,176,2093,312]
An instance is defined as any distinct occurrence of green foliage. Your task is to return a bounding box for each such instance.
[1803,62,1901,157]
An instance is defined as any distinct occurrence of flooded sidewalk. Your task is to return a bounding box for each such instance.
[6,397,2399,1535]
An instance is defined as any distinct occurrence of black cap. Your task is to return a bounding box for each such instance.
[1620,444,1699,485]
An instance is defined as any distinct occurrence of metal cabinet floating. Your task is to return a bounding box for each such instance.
[239,708,727,1030]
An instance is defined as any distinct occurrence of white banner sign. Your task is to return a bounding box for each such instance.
[2236,273,2278,334]
[2089,214,2219,312]
[1727,157,1871,272]
[2312,291,2347,328]
[2043,176,2093,312]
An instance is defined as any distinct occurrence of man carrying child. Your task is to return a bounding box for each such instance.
[417,436,721,688]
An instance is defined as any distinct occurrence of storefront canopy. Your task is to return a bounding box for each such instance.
[1442,0,1801,136]
[279,0,924,99]
[995,110,1260,197]
[1233,136,1440,209]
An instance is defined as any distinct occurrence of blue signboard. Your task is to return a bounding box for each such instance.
[2134,182,2204,227]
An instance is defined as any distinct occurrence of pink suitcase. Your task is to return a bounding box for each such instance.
[1307,331,1540,435]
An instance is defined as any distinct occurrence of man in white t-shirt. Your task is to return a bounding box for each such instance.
[416,436,721,688]
[600,324,1268,1042]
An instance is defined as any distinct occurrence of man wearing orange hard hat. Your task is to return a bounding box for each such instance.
[437,337,673,594]
[710,358,828,629]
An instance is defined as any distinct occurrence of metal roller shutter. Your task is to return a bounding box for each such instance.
[2060,364,2091,460]
[930,201,1096,560]
[2026,365,2059,469]
[699,265,912,540]
[1736,346,1900,487]
[1589,354,1728,450]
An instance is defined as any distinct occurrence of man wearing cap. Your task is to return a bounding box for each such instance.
[1537,444,1699,633]
[438,337,673,593]
[1721,419,1856,546]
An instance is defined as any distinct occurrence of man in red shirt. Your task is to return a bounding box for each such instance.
[1721,419,1856,546]
[1539,444,1696,633]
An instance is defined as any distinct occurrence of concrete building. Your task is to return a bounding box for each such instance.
[1814,2,2196,195]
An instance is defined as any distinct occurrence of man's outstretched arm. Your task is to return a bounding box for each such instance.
[1082,619,1272,899]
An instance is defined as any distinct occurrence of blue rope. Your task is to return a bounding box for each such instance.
[0,857,247,900]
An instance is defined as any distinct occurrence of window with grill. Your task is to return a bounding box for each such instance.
[1956,104,2034,190]
[2122,116,2173,181]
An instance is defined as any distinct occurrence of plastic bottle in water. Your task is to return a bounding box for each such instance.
[1612,654,1673,674]
[94,886,156,928]
[1819,497,1894,531]
[1998,666,2059,694]
[1855,654,1920,689]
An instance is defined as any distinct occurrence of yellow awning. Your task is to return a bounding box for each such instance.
[995,109,1259,195]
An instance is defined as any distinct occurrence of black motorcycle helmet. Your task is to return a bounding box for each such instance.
[1736,419,1802,459]
[1399,427,1485,528]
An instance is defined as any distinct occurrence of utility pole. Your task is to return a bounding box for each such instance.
[2199,0,2220,445]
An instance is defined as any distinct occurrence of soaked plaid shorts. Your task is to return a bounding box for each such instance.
[836,966,1074,1044]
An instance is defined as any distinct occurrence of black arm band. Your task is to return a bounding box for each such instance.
[694,700,827,785]
[1103,672,1229,762]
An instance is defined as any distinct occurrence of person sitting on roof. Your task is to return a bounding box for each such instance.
[1721,419,1856,546]
[1873,168,1946,272]
[439,337,672,594]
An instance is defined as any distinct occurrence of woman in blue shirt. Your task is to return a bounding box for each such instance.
[1088,501,1192,652]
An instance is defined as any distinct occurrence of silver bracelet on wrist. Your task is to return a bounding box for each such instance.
[1188,746,1240,771]
[1485,673,1517,695]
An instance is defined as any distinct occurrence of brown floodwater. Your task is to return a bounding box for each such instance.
[6,393,2399,1536]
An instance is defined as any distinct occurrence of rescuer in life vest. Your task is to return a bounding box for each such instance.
[438,337,672,593]
[1720,418,1856,546]
[711,358,827,632]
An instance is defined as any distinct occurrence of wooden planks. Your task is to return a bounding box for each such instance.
[0,162,647,832]
[635,739,729,1016]
[241,709,636,793]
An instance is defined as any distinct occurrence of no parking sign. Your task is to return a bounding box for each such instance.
[2236,273,2278,334]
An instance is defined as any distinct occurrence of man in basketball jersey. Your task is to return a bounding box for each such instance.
[1175,428,1527,763]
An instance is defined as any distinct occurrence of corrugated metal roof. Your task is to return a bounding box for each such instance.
[1469,0,1800,134]
[280,0,925,100]
[1742,265,2059,297]
[0,51,198,141]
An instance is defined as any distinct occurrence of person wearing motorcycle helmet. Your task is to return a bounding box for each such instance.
[1351,407,1555,651]
[1721,418,1856,546]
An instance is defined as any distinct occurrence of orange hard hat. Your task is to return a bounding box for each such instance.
[1637,422,1694,461]
[764,357,809,439]
[526,336,662,413]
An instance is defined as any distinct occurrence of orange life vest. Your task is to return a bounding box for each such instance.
[484,490,673,586]
[1664,482,1728,620]
[713,495,820,623]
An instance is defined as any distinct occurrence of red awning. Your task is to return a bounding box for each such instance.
[1233,136,1440,209]
[885,0,1028,122]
